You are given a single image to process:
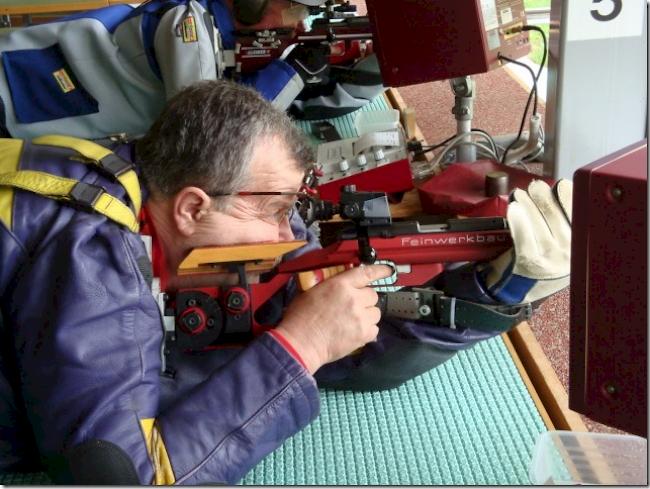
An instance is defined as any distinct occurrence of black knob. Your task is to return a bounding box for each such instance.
[226,291,246,312]
[181,312,203,333]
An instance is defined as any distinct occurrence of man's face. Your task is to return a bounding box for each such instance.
[192,135,306,248]
[226,0,309,30]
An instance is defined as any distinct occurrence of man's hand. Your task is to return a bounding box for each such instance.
[275,264,393,374]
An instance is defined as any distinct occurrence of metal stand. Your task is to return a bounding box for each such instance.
[450,76,476,163]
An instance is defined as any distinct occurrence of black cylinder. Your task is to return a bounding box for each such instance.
[485,171,509,197]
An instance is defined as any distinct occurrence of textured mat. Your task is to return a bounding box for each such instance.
[294,94,392,146]
[242,334,546,485]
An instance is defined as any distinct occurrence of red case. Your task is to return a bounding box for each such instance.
[366,0,530,87]
[569,140,648,437]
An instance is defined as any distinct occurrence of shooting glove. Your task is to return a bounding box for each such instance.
[477,179,573,304]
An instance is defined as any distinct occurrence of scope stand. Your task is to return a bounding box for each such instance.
[450,76,476,163]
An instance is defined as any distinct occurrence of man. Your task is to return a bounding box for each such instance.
[0,0,381,139]
[0,79,390,484]
[0,80,572,484]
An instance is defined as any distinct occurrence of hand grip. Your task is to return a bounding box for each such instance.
[296,264,354,291]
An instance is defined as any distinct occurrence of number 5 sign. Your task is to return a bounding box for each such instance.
[565,0,646,41]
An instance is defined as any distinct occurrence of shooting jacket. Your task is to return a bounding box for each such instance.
[0,138,510,483]
[0,138,322,483]
[0,0,383,140]
[0,0,303,140]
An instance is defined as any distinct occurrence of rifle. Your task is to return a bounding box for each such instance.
[228,1,374,75]
[156,188,521,377]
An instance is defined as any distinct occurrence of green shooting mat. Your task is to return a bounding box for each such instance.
[242,334,546,485]
[294,94,393,146]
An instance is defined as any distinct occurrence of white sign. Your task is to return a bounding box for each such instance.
[480,0,499,31]
[566,0,645,41]
[500,7,513,25]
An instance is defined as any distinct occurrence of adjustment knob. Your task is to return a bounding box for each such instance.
[373,148,385,161]
[339,158,350,172]
[224,287,251,314]
[356,154,367,167]
[179,307,207,335]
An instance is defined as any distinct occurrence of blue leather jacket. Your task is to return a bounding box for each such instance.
[0,139,504,482]
[0,140,321,483]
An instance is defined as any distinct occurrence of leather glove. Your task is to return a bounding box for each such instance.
[477,179,573,304]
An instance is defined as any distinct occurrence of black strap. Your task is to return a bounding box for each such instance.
[435,295,532,332]
[330,66,383,86]
[381,289,532,333]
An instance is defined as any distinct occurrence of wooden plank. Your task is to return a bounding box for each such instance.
[179,240,307,275]
[384,87,430,147]
[507,322,588,432]
[0,1,134,15]
[501,328,555,430]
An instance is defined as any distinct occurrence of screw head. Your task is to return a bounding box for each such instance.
[181,312,203,333]
[602,382,619,399]
[610,186,623,201]
[419,305,432,316]
[226,292,245,311]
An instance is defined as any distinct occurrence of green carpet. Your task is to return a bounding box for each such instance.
[242,334,546,485]
[294,94,392,146]
[0,336,545,485]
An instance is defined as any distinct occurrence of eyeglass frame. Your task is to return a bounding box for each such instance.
[207,191,312,223]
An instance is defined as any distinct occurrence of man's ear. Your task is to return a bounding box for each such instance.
[172,187,212,236]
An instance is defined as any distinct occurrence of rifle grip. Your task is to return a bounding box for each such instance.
[297,264,354,291]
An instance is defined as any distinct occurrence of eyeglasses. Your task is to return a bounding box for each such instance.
[209,191,311,198]
[209,191,312,224]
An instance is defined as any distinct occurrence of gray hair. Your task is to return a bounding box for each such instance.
[136,80,313,208]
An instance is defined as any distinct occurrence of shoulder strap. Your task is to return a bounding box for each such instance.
[0,170,139,232]
[31,135,142,217]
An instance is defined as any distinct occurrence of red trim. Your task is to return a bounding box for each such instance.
[267,330,307,370]
[138,205,169,290]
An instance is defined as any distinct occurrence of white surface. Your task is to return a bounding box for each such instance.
[354,109,400,135]
[565,0,645,41]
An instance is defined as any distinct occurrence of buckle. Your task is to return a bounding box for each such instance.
[411,287,444,323]
[70,182,104,208]
[99,154,133,178]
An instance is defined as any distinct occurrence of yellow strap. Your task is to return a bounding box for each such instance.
[0,171,139,232]
[140,418,176,485]
[32,135,142,216]
[0,139,23,230]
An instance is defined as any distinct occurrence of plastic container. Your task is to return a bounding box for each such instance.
[529,431,647,485]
